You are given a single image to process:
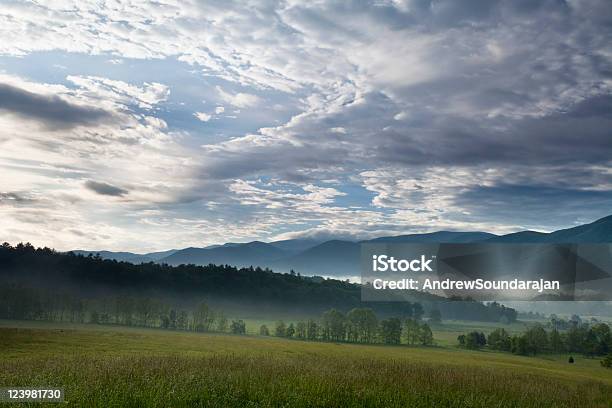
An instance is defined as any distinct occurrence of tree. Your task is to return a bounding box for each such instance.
[583,328,599,358]
[215,313,228,332]
[601,354,612,368]
[307,319,319,340]
[259,324,270,336]
[523,324,549,355]
[346,308,378,343]
[115,296,134,325]
[419,323,434,346]
[70,299,85,323]
[566,324,588,353]
[511,335,528,355]
[160,314,170,329]
[295,322,307,339]
[403,319,420,345]
[322,309,346,341]
[192,301,213,332]
[570,314,582,326]
[380,318,402,344]
[230,319,246,335]
[346,313,359,342]
[591,323,611,355]
[488,328,511,351]
[169,309,178,329]
[177,310,188,330]
[286,323,296,338]
[136,297,153,327]
[457,334,466,347]
[465,331,486,349]
[549,328,564,353]
[275,321,287,337]
[99,312,110,325]
[89,310,100,324]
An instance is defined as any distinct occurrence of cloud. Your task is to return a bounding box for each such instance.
[216,86,262,108]
[0,192,37,205]
[1,0,611,251]
[194,112,212,122]
[84,181,128,197]
[0,73,202,251]
[66,76,170,110]
[0,83,110,129]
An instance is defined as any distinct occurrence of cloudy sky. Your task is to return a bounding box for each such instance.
[1,0,611,252]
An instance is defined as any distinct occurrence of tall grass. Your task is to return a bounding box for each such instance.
[2,354,610,407]
[1,326,610,407]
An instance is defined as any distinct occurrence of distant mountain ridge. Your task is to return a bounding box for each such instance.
[161,241,288,268]
[72,214,612,277]
[71,249,178,264]
[370,231,497,243]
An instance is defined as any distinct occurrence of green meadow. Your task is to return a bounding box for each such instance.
[1,320,610,407]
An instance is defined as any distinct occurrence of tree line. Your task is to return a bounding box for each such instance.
[0,286,434,346]
[457,319,612,367]
[0,286,249,334]
[260,307,434,346]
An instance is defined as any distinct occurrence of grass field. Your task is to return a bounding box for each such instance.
[1,320,611,407]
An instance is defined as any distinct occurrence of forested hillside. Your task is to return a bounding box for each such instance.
[0,242,517,322]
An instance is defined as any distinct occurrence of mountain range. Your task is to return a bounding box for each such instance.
[73,215,612,277]
[71,249,178,264]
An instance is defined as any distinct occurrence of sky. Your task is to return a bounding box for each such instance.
[0,0,611,252]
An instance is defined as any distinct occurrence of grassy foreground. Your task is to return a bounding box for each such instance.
[1,322,611,407]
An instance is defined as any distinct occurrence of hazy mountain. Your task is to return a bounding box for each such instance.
[71,249,178,264]
[160,241,288,267]
[541,215,612,243]
[71,250,153,264]
[144,249,179,261]
[369,231,497,243]
[272,240,360,277]
[486,231,549,243]
[272,232,497,276]
[74,215,612,276]
[268,238,323,253]
[488,215,612,243]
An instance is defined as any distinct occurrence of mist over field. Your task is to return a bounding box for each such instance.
[1,0,611,406]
